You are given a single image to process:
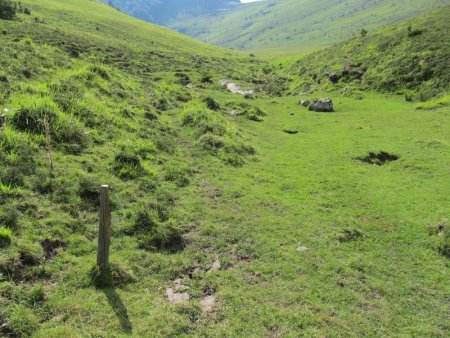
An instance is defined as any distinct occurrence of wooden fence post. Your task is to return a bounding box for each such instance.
[97,185,111,272]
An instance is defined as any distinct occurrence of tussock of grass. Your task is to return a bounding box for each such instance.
[181,103,255,165]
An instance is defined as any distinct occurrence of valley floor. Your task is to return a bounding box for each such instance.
[44,91,449,336]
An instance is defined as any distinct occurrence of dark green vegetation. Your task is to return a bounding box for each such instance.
[0,0,449,337]
[0,0,16,20]
[168,0,450,50]
[279,8,450,101]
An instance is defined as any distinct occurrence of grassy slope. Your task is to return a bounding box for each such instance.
[0,1,449,337]
[168,0,450,50]
[274,7,450,101]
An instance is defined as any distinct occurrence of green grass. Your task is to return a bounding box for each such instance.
[276,7,450,100]
[0,0,449,336]
[167,0,449,50]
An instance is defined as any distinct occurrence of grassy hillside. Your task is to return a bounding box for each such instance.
[274,7,450,101]
[0,0,449,337]
[102,0,236,25]
[169,0,450,50]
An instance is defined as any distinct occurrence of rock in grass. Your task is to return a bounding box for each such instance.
[209,259,221,272]
[309,99,334,112]
[166,288,189,304]
[200,295,217,314]
[300,100,310,107]
[296,246,310,252]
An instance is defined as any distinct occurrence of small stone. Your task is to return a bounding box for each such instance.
[253,271,261,277]
[200,295,217,314]
[300,100,310,107]
[166,288,189,304]
[210,259,221,271]
[296,246,310,252]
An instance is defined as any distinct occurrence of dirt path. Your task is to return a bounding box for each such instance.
[219,79,254,95]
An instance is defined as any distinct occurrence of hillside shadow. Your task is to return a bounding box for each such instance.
[103,288,132,334]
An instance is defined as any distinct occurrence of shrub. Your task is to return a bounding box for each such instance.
[0,227,12,248]
[23,8,31,15]
[0,0,16,20]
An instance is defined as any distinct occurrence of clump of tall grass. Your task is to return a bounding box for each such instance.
[181,102,255,166]
[9,95,90,154]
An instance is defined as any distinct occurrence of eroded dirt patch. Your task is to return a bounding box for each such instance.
[283,129,299,135]
[40,238,68,260]
[355,151,399,165]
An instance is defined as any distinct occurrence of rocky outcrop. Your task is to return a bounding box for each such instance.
[309,99,334,112]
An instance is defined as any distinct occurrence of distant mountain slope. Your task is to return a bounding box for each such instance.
[168,0,450,50]
[280,7,450,100]
[102,0,238,24]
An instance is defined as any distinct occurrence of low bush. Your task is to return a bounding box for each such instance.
[0,0,16,20]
